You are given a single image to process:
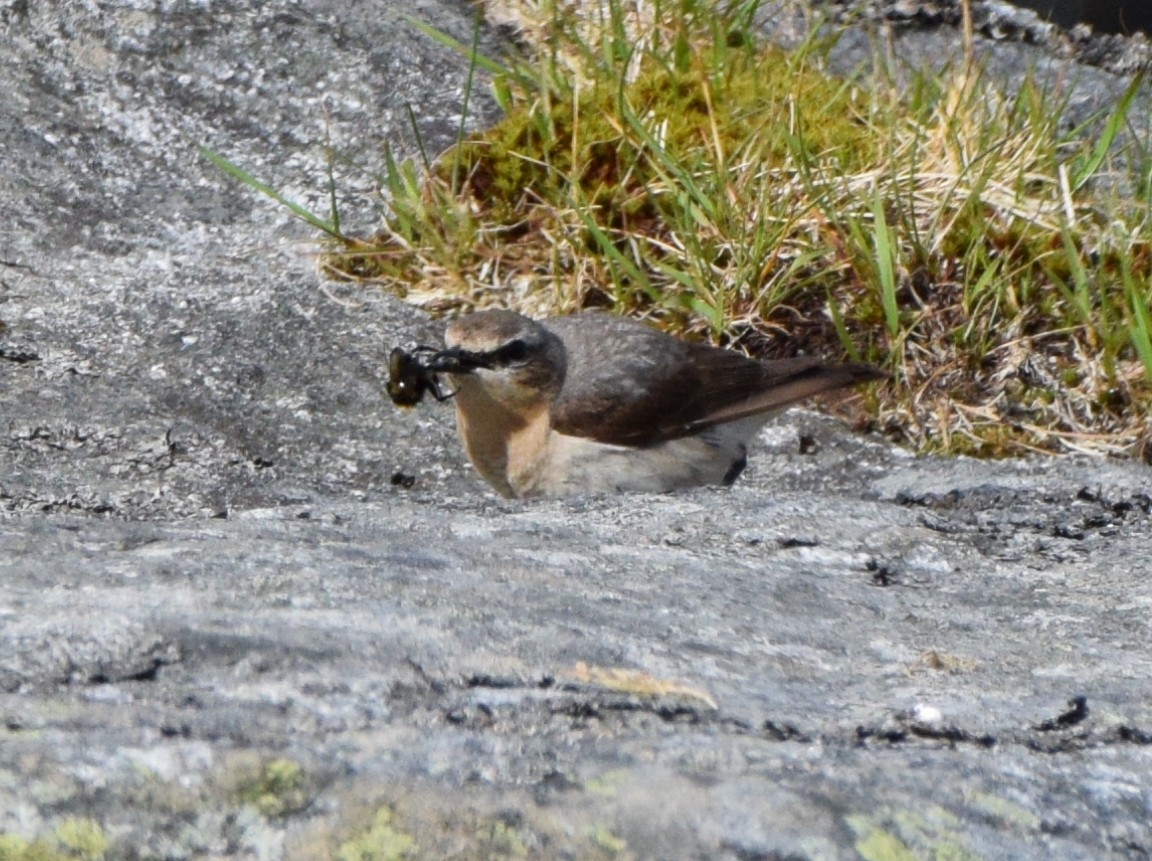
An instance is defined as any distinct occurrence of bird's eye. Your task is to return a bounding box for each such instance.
[497,339,529,364]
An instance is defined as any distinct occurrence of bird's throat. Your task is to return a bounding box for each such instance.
[452,380,551,499]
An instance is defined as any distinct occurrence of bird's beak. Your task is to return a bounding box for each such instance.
[425,347,493,374]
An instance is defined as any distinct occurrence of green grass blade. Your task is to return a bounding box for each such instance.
[574,207,657,302]
[871,194,900,340]
[1072,71,1145,192]
[686,295,724,332]
[403,15,512,79]
[826,287,862,362]
[404,103,432,173]
[452,10,484,193]
[381,141,419,238]
[1127,262,1152,380]
[615,69,719,222]
[1060,229,1094,331]
[199,146,345,240]
[321,118,341,236]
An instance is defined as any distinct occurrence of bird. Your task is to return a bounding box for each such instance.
[419,309,885,498]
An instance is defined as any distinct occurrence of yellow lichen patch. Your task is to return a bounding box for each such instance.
[849,821,920,861]
[587,825,631,858]
[337,807,417,861]
[962,790,1041,830]
[0,820,109,861]
[909,650,981,675]
[564,661,718,708]
[847,810,988,861]
[53,820,109,861]
[235,756,311,818]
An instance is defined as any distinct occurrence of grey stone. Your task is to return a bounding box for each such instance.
[2,0,1152,858]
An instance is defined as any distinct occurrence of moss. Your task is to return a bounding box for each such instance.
[439,44,873,230]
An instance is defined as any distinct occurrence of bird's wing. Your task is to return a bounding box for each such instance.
[547,313,883,447]
[673,348,885,433]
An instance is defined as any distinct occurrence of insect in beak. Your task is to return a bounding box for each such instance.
[385,346,458,407]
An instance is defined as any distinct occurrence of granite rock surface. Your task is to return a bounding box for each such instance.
[2,0,1151,858]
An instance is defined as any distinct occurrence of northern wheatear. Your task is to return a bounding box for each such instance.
[395,309,884,498]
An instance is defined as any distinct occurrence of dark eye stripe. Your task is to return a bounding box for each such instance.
[492,339,528,365]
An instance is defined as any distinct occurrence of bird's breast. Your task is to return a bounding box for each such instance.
[451,378,552,499]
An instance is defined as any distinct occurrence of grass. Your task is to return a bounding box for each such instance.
[210,0,1152,458]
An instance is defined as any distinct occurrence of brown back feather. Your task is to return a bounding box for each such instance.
[547,313,884,447]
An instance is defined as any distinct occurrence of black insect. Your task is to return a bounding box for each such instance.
[386,346,456,407]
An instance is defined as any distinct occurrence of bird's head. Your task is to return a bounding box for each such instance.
[428,310,567,412]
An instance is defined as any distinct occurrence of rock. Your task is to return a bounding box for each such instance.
[2,0,1151,858]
